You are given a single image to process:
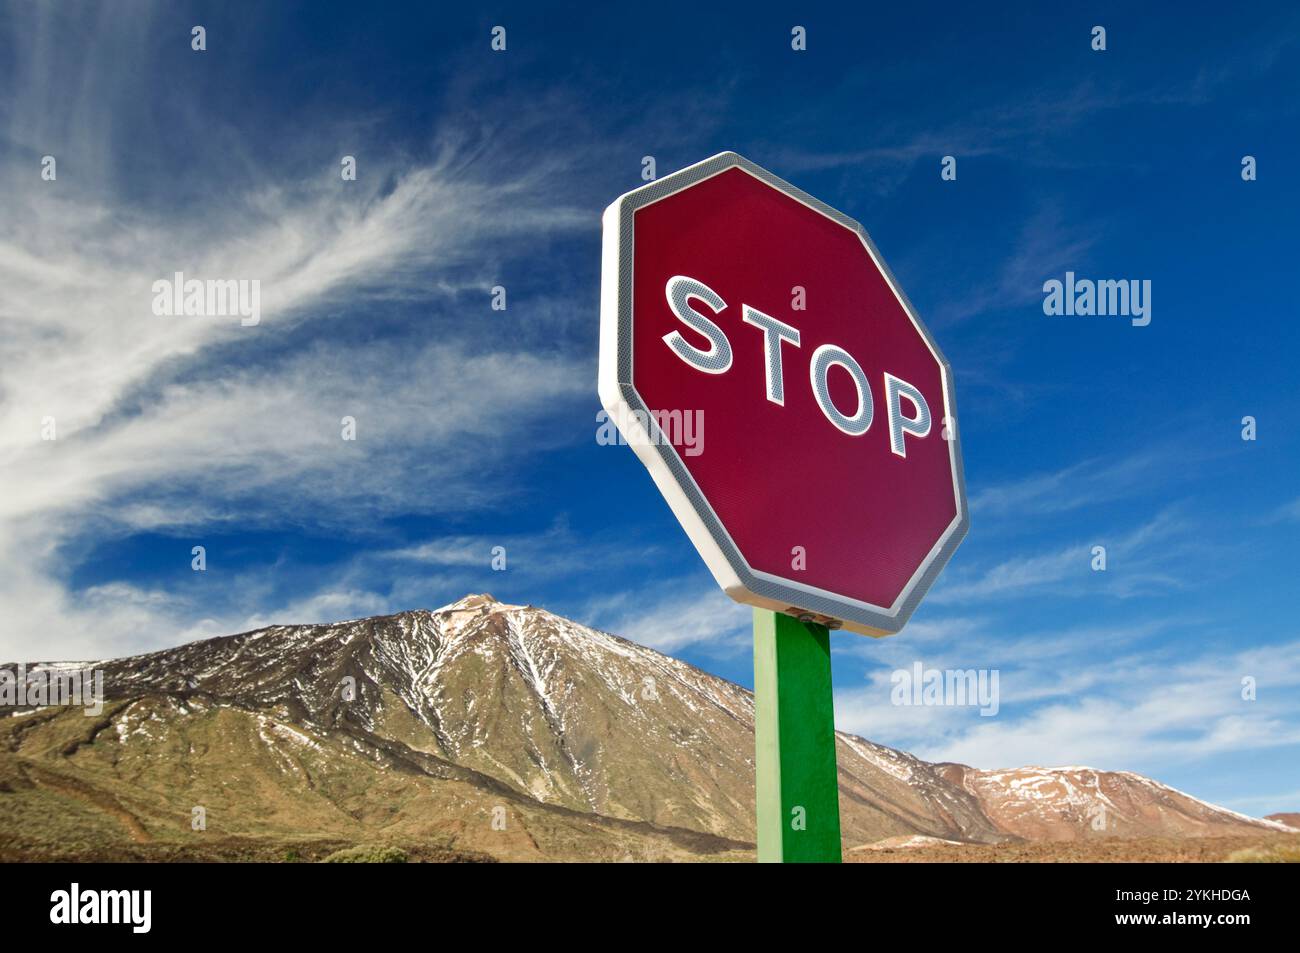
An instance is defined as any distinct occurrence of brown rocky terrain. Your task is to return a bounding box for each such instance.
[847,832,1300,863]
[0,594,1286,861]
[934,763,1295,841]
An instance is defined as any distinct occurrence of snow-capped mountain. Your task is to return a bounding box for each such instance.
[0,594,1286,860]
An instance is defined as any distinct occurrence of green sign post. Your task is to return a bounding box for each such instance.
[753,608,842,863]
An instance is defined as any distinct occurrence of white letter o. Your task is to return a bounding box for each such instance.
[809,344,873,435]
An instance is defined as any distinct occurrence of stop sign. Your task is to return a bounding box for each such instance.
[598,152,968,636]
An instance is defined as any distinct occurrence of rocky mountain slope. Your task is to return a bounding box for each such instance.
[0,594,1286,860]
[936,764,1294,841]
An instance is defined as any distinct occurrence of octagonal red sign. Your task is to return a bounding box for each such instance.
[598,152,968,636]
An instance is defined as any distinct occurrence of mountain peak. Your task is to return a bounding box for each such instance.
[439,592,505,612]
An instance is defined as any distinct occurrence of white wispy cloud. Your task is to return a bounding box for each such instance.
[968,447,1185,520]
[0,6,595,660]
[834,627,1300,777]
[930,205,1099,327]
[927,508,1195,604]
[1272,497,1300,523]
[580,582,753,657]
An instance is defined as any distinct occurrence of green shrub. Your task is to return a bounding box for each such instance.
[322,844,407,864]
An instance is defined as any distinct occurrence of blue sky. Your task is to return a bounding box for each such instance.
[2,2,1298,814]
